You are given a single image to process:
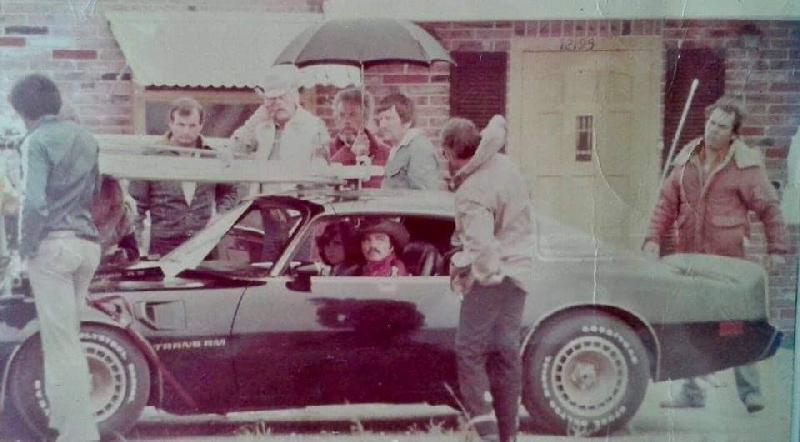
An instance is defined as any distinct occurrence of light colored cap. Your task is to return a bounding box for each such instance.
[257,65,301,98]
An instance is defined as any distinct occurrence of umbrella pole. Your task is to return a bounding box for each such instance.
[357,61,366,190]
[360,62,366,114]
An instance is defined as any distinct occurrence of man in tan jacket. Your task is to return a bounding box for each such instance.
[443,115,535,442]
[231,65,330,170]
[644,98,788,413]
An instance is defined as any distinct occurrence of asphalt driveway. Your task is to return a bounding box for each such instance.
[1,348,793,441]
[123,348,795,441]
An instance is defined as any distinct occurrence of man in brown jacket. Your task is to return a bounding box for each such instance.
[644,98,788,412]
[444,115,535,442]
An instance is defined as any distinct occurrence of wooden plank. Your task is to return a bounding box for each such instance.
[96,134,384,183]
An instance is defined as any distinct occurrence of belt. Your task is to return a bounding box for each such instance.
[45,231,96,242]
[46,230,79,238]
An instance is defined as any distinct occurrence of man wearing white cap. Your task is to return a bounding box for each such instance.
[231,65,330,168]
[231,66,330,259]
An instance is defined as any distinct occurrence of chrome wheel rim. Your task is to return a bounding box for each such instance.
[550,335,628,418]
[85,341,127,421]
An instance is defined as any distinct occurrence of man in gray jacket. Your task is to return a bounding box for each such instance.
[376,93,443,190]
[129,97,239,257]
[443,116,535,442]
[10,73,101,441]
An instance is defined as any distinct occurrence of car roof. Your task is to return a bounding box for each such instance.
[329,190,455,217]
[250,188,456,218]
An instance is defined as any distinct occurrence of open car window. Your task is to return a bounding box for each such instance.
[288,214,455,277]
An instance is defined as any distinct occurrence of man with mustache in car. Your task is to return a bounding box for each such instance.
[356,219,409,277]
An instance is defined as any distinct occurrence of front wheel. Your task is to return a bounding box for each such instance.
[8,325,151,439]
[522,311,650,436]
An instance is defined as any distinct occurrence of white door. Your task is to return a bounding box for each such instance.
[509,37,662,252]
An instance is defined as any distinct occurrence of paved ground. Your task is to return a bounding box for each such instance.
[124,348,795,441]
[2,349,794,441]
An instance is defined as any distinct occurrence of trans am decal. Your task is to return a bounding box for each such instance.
[153,338,226,352]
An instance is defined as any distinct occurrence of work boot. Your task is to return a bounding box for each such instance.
[101,431,127,442]
[465,417,500,442]
[660,378,705,408]
[464,431,500,442]
[743,393,765,413]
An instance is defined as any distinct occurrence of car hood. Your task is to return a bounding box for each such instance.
[589,252,769,323]
[158,201,253,278]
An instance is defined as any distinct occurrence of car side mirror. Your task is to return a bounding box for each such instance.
[285,262,322,292]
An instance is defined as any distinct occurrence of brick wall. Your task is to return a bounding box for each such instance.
[0,0,322,132]
[0,1,797,331]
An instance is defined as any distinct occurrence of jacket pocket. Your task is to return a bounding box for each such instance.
[385,158,406,177]
[710,214,747,227]
[676,213,690,228]
[33,239,80,274]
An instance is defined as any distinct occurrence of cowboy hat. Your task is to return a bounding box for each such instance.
[358,219,410,250]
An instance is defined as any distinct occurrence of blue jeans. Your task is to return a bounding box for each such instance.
[681,363,761,405]
[28,233,101,442]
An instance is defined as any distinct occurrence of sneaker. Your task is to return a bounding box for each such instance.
[743,394,764,413]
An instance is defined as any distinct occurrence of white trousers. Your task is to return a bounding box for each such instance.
[28,233,101,442]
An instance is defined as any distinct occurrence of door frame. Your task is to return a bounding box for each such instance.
[507,36,664,249]
[507,36,664,160]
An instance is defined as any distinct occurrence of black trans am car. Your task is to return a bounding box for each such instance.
[0,189,782,438]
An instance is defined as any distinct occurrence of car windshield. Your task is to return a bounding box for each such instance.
[155,199,310,278]
[213,201,307,268]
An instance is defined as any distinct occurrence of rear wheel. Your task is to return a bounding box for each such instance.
[8,325,150,439]
[0,389,32,440]
[522,311,650,436]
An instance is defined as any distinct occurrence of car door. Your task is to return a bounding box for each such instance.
[103,202,257,412]
[231,214,461,408]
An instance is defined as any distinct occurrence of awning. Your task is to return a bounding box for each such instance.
[324,0,799,20]
[105,12,361,89]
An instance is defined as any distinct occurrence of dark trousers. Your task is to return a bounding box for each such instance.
[455,278,526,442]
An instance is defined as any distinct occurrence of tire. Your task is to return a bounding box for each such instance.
[7,325,151,439]
[0,391,35,440]
[522,311,650,436]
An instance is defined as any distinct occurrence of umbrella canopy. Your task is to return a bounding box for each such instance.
[274,18,453,67]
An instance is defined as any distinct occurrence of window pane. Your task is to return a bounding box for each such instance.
[575,115,593,162]
[145,102,259,137]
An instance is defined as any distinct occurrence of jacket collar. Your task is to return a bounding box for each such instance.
[158,132,209,155]
[451,116,507,189]
[26,114,59,134]
[334,128,380,149]
[396,128,423,149]
[673,137,763,169]
[283,106,314,130]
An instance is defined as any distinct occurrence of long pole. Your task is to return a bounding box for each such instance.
[659,78,700,185]
[643,79,700,252]
[358,61,366,190]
